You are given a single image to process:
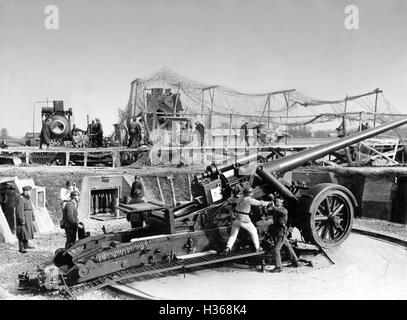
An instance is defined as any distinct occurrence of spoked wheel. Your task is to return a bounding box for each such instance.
[300,184,355,248]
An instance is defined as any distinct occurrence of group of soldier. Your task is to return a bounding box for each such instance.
[5,174,297,272]
[223,184,299,273]
[39,118,104,149]
[0,184,37,253]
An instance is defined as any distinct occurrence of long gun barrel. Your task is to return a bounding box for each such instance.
[260,117,407,174]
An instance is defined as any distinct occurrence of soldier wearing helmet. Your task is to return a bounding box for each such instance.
[60,190,80,249]
[269,197,299,273]
[223,184,271,255]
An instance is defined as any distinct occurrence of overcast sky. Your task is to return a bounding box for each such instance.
[0,0,406,136]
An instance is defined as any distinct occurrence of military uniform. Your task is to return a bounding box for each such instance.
[271,204,299,270]
[128,120,141,148]
[3,187,19,233]
[94,120,104,147]
[225,195,270,252]
[61,199,79,249]
[128,177,147,228]
[16,192,36,253]
[39,121,51,149]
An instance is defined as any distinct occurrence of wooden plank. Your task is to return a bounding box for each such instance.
[156,176,165,203]
[360,142,399,164]
[187,174,193,201]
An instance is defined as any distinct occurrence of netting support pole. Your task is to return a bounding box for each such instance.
[359,112,364,131]
[373,88,379,127]
[229,114,233,146]
[133,81,138,119]
[343,96,348,136]
[267,94,271,130]
[283,93,289,145]
[201,89,204,119]
[209,88,215,133]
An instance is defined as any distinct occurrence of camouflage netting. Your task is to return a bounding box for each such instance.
[121,67,403,133]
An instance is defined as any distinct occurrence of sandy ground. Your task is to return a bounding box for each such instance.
[115,232,407,300]
[0,217,132,300]
[0,217,405,300]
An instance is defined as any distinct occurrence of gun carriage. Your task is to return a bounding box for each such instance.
[18,118,407,296]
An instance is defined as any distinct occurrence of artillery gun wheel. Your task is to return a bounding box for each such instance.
[300,184,355,248]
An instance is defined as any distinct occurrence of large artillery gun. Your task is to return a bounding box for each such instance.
[18,118,407,296]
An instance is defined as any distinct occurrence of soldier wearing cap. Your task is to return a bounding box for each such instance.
[223,185,271,254]
[130,175,145,204]
[269,198,299,273]
[128,175,147,228]
[16,186,35,253]
[61,190,80,249]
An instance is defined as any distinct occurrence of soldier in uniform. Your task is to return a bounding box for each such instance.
[223,185,271,254]
[127,117,141,148]
[94,118,104,147]
[16,186,36,253]
[269,198,299,272]
[240,121,249,146]
[39,118,51,149]
[128,175,147,228]
[61,191,80,249]
[3,183,19,233]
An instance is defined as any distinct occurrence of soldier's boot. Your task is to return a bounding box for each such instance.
[221,247,231,256]
[270,267,282,273]
[19,241,27,254]
[24,241,35,250]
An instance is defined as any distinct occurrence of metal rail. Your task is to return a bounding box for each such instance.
[62,250,264,299]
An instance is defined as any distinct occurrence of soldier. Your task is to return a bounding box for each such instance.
[130,175,145,204]
[194,120,205,147]
[61,191,80,249]
[3,183,19,233]
[269,198,299,273]
[94,118,104,147]
[128,175,147,228]
[16,186,36,254]
[128,117,141,148]
[240,121,249,146]
[60,181,79,209]
[223,185,271,254]
[39,118,51,149]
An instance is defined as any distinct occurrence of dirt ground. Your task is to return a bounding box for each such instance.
[0,216,404,300]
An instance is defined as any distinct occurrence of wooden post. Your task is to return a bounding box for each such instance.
[201,89,204,118]
[133,81,138,119]
[267,93,271,130]
[229,114,233,146]
[343,96,348,136]
[25,151,29,164]
[283,93,290,144]
[209,88,215,133]
[358,111,364,132]
[187,174,193,201]
[373,88,379,127]
[156,176,165,203]
[65,152,69,167]
[83,152,88,167]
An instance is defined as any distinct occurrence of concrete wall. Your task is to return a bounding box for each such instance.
[78,175,132,220]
